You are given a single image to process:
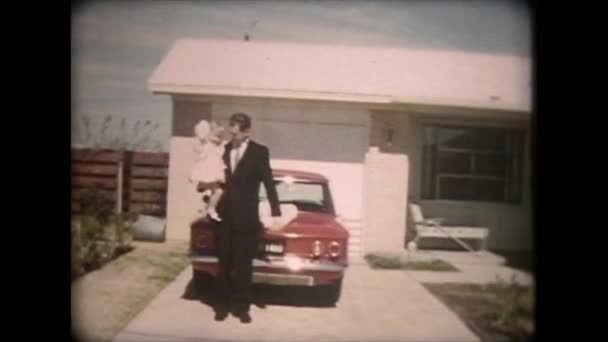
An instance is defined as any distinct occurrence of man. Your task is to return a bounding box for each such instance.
[214,112,282,323]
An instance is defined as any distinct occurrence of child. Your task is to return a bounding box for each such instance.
[189,120,227,222]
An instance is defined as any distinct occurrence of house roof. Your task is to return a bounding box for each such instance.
[149,38,531,112]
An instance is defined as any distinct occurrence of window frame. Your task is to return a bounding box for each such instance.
[420,120,525,204]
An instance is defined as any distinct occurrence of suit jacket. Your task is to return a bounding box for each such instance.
[217,139,281,233]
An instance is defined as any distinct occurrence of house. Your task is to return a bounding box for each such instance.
[148,38,532,255]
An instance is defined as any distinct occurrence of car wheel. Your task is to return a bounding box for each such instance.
[192,270,212,295]
[319,278,343,305]
[188,269,218,305]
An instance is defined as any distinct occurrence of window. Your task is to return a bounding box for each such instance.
[259,181,335,213]
[421,124,524,203]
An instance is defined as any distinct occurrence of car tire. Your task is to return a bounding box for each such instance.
[192,270,211,295]
[319,278,343,305]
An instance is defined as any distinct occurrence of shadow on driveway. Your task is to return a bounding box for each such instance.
[181,271,337,311]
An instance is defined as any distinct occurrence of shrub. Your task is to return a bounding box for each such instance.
[485,275,535,336]
[72,189,137,280]
[80,189,115,226]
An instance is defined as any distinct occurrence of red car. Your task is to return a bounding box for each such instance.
[190,169,349,304]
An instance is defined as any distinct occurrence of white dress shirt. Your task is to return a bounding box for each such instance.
[230,138,249,173]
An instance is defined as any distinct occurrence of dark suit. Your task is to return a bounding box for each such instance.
[215,139,281,314]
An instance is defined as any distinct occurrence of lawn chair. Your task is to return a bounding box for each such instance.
[409,203,489,253]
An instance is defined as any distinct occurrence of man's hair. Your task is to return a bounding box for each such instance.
[229,112,251,131]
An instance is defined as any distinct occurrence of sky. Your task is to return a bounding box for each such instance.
[71,0,531,151]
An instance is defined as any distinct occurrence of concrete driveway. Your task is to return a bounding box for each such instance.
[113,262,479,342]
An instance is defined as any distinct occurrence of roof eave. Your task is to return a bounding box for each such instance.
[149,83,531,113]
[149,83,392,104]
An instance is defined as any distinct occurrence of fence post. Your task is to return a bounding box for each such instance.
[116,152,123,214]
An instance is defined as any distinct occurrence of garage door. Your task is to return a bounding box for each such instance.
[212,100,370,163]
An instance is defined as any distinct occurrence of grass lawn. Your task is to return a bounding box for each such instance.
[364,253,459,271]
[72,240,190,342]
[424,282,535,342]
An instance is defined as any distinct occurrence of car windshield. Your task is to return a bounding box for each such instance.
[259,178,334,214]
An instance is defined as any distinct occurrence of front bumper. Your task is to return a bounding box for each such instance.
[191,254,347,286]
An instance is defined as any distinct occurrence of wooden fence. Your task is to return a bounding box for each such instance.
[127,151,169,216]
[71,148,169,217]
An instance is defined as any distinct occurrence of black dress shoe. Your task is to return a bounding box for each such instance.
[214,310,229,321]
[254,300,266,309]
[237,311,252,324]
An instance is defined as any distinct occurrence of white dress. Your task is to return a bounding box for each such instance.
[189,141,226,184]
[259,201,299,229]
